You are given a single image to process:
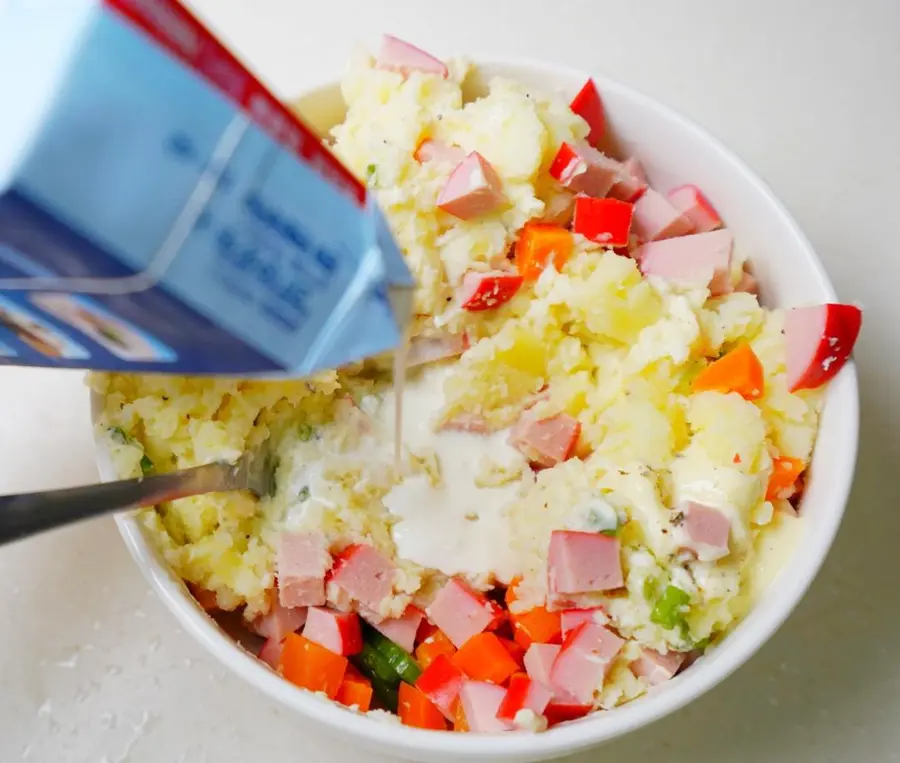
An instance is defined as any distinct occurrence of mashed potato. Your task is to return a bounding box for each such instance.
[94,49,825,714]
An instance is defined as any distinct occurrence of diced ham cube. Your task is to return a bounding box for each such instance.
[376,35,448,78]
[426,578,500,648]
[550,622,624,704]
[437,152,506,220]
[364,606,424,653]
[523,643,561,690]
[457,270,524,312]
[635,229,734,295]
[252,599,308,642]
[406,332,469,368]
[560,608,607,638]
[496,673,553,721]
[277,532,331,609]
[328,544,395,614]
[629,648,685,686]
[608,157,648,203]
[258,637,284,670]
[415,653,465,720]
[572,196,634,247]
[303,607,363,656]
[509,412,581,468]
[667,184,723,233]
[548,142,619,198]
[784,303,863,392]
[569,79,605,146]
[458,681,513,733]
[414,139,465,165]
[679,501,731,561]
[548,531,624,596]
[632,188,695,241]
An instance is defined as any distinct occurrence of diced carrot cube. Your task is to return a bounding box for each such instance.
[498,637,526,669]
[693,343,765,400]
[766,456,805,501]
[452,632,519,685]
[416,630,457,670]
[335,669,373,712]
[279,633,348,700]
[510,606,562,649]
[515,224,573,281]
[398,682,449,731]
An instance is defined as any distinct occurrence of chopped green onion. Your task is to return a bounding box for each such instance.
[297,423,316,442]
[108,426,128,444]
[650,585,691,630]
[139,454,154,476]
[365,164,377,183]
[297,486,310,502]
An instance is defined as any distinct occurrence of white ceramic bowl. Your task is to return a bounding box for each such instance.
[92,57,859,763]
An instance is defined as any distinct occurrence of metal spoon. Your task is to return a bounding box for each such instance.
[0,447,276,546]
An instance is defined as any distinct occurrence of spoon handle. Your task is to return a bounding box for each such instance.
[0,461,240,546]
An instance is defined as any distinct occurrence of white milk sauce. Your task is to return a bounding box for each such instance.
[380,364,523,582]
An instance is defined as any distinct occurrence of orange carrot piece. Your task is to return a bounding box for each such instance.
[693,343,765,400]
[515,224,573,281]
[452,632,519,685]
[188,584,219,611]
[498,637,526,669]
[336,669,373,712]
[505,577,523,608]
[416,631,457,670]
[510,606,562,649]
[398,682,449,730]
[279,633,347,700]
[766,456,805,501]
[453,700,470,732]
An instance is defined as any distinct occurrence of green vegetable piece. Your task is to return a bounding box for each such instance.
[297,486,311,502]
[297,423,316,442]
[642,576,658,602]
[363,624,421,684]
[650,585,691,630]
[108,426,128,444]
[350,643,400,710]
[139,454,154,476]
[366,164,377,182]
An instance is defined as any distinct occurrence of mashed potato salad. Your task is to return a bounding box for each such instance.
[94,36,861,732]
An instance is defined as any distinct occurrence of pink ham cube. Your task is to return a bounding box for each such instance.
[437,152,506,220]
[509,412,581,468]
[376,35,448,78]
[629,647,685,686]
[496,674,553,721]
[277,532,331,609]
[252,599,308,642]
[666,184,723,233]
[608,157,648,203]
[560,608,606,638]
[405,332,468,368]
[523,643,561,690]
[302,606,363,656]
[364,606,424,653]
[426,577,500,648]
[414,139,465,165]
[550,622,624,704]
[632,188,694,241]
[548,142,619,198]
[548,531,624,598]
[328,544,395,614]
[258,637,284,670]
[458,681,513,733]
[635,229,734,295]
[679,501,731,561]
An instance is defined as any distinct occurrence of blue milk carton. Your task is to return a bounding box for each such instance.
[0,0,414,376]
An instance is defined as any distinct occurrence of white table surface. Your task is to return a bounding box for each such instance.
[2,1,899,761]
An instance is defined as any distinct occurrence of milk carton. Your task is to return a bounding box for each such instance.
[0,0,414,375]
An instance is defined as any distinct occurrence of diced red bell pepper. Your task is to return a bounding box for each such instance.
[302,607,363,657]
[544,701,591,726]
[496,673,552,721]
[415,653,466,720]
[570,79,605,146]
[573,196,634,247]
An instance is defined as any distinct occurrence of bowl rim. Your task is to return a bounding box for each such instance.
[99,54,860,760]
